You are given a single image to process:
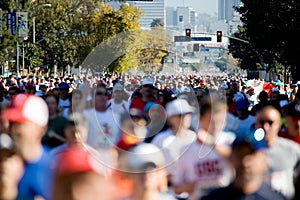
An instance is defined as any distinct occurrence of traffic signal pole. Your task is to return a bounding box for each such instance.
[225,35,249,44]
[190,32,250,44]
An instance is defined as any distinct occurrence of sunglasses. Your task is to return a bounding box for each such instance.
[96,91,107,96]
[258,120,275,126]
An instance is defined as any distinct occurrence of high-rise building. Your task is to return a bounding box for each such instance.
[126,0,165,29]
[165,6,197,32]
[218,0,241,21]
[165,7,177,27]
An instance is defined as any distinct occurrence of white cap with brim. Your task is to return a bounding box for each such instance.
[142,77,156,89]
[166,99,194,117]
[2,94,49,127]
[123,143,165,173]
[113,83,124,92]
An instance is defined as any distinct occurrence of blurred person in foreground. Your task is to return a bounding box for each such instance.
[143,101,167,143]
[2,94,54,200]
[84,83,120,149]
[255,104,300,199]
[50,112,115,176]
[50,112,88,155]
[0,133,24,200]
[279,100,300,145]
[171,95,235,200]
[234,98,256,138]
[118,143,176,200]
[201,130,287,200]
[151,98,196,177]
[116,110,148,151]
[110,83,130,115]
[130,77,162,112]
[53,145,116,200]
[42,93,68,148]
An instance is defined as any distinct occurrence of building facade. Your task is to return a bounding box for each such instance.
[165,6,197,32]
[218,0,241,21]
[127,0,165,29]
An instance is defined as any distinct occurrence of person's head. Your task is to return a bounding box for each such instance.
[246,86,255,96]
[199,95,227,136]
[230,136,268,184]
[270,88,280,101]
[140,77,156,102]
[225,88,234,104]
[64,113,88,146]
[119,143,167,194]
[199,79,206,89]
[129,108,148,138]
[112,83,124,102]
[144,102,160,121]
[236,98,250,119]
[58,82,69,100]
[166,98,194,132]
[25,84,36,95]
[0,133,24,200]
[39,84,48,93]
[8,86,19,99]
[53,146,115,200]
[255,105,282,146]
[70,89,83,107]
[258,91,268,103]
[44,93,59,117]
[94,84,108,112]
[283,100,300,138]
[2,94,49,161]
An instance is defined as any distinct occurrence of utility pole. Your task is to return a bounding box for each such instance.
[22,41,25,75]
[16,0,20,77]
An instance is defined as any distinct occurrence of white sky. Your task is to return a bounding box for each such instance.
[164,0,218,15]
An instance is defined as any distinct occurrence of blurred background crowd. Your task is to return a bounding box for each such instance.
[1,72,300,200]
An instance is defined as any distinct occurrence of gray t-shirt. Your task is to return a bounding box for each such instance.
[265,137,300,199]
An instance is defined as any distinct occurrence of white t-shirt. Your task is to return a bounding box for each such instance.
[151,129,196,174]
[110,99,129,115]
[83,109,120,149]
[171,133,235,200]
[264,137,300,199]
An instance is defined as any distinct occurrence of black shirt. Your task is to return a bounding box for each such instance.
[201,183,287,200]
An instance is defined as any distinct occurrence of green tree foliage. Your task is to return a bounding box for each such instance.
[135,27,170,73]
[228,26,262,70]
[230,0,300,81]
[1,0,169,75]
[150,18,163,28]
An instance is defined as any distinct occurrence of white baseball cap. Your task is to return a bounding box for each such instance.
[2,94,49,126]
[113,83,123,92]
[124,143,165,172]
[141,77,155,88]
[166,99,194,117]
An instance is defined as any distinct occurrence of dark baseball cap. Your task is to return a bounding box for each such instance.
[232,125,267,151]
[284,100,300,118]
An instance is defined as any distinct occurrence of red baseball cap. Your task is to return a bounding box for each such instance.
[55,145,108,176]
[2,94,48,126]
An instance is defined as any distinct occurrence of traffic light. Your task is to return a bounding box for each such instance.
[185,29,191,37]
[43,54,50,66]
[217,31,222,42]
[43,53,54,67]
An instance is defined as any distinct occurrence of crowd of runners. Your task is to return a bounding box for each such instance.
[1,72,300,200]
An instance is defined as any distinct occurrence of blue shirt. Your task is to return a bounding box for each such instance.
[17,146,54,200]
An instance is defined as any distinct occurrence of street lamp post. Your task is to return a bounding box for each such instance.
[32,3,51,44]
